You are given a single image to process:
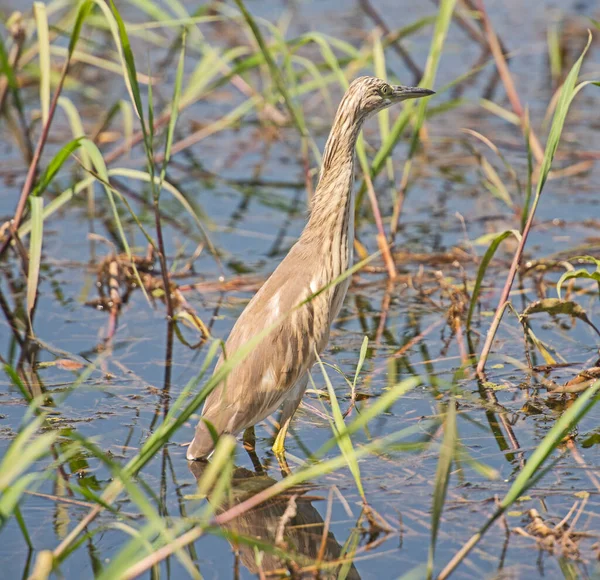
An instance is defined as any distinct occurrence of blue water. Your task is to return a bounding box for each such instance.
[1,0,600,578]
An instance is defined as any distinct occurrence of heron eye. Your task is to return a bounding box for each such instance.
[380,85,392,97]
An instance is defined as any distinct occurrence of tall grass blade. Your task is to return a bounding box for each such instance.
[315,376,422,457]
[233,0,308,139]
[32,137,83,197]
[372,0,455,181]
[58,96,95,214]
[26,197,44,321]
[466,230,521,331]
[547,22,561,82]
[352,336,369,391]
[314,350,366,502]
[159,31,186,184]
[521,109,533,232]
[67,1,93,58]
[33,2,50,127]
[79,139,150,302]
[109,1,148,141]
[0,35,25,119]
[14,505,33,549]
[537,33,592,196]
[427,397,457,579]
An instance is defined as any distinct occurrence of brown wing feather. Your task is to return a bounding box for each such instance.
[187,241,332,459]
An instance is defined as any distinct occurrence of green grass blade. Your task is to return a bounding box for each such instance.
[315,376,422,457]
[233,0,308,139]
[109,0,148,143]
[67,1,93,58]
[466,230,521,331]
[32,137,83,197]
[13,505,33,549]
[521,109,533,231]
[427,398,457,579]
[26,197,44,320]
[315,350,365,502]
[547,21,561,82]
[352,336,369,391]
[58,96,94,210]
[337,523,361,580]
[33,2,50,126]
[79,139,150,303]
[371,0,456,181]
[0,416,57,491]
[501,380,600,507]
[536,32,592,196]
[0,35,25,120]
[160,31,186,183]
[4,364,32,403]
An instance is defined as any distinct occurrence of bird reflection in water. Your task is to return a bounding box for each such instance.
[189,461,361,579]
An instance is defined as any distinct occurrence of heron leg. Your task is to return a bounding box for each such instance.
[241,426,266,473]
[243,426,256,450]
[272,375,307,456]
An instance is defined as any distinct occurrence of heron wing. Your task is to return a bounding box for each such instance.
[201,240,330,435]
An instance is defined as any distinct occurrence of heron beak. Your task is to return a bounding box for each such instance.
[391,86,435,101]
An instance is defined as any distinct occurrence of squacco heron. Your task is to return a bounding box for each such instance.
[187,76,434,461]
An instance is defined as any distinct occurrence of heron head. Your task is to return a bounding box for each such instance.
[348,76,435,118]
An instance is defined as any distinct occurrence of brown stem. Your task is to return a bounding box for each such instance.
[0,286,24,346]
[153,197,174,322]
[0,53,72,259]
[430,0,486,46]
[437,511,502,580]
[120,527,204,580]
[0,22,32,164]
[363,170,397,280]
[389,159,411,239]
[475,231,527,377]
[474,0,544,163]
[359,0,423,84]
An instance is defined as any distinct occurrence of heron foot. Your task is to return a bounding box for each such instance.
[272,424,292,475]
[274,450,292,476]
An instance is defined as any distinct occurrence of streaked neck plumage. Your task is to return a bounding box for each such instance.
[301,87,367,279]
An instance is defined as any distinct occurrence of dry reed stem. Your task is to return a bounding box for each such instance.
[567,438,600,493]
[0,22,25,112]
[475,214,533,377]
[475,0,544,164]
[363,170,397,280]
[392,319,445,358]
[359,0,423,84]
[315,488,335,566]
[0,53,73,259]
[120,526,204,580]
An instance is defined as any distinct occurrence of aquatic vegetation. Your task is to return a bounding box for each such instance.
[0,0,599,578]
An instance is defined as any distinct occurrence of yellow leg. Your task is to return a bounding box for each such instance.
[272,376,307,456]
[272,416,291,455]
[276,450,292,476]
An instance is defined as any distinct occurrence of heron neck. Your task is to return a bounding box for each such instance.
[302,112,362,259]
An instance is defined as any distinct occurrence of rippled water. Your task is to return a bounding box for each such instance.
[1,0,600,578]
